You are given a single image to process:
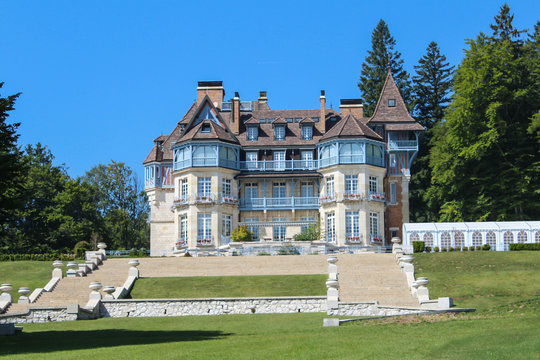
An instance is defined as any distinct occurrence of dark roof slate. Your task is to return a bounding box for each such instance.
[320,113,382,142]
[367,70,416,124]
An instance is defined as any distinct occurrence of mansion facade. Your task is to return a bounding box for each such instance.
[144,72,424,255]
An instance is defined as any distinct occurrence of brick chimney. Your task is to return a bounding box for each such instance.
[232,92,240,135]
[197,81,225,109]
[258,91,268,104]
[319,90,326,134]
[339,99,364,118]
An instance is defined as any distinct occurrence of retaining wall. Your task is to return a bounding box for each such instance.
[328,302,435,317]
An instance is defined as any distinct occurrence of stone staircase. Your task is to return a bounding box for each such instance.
[4,253,418,314]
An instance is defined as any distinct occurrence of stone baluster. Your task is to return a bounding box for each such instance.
[66,262,78,277]
[415,277,430,302]
[52,260,64,278]
[128,259,140,278]
[326,257,339,311]
[17,287,31,304]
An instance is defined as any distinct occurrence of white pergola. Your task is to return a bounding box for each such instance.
[402,221,540,251]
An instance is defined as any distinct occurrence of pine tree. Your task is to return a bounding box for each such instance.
[409,42,454,222]
[427,5,540,221]
[358,19,411,117]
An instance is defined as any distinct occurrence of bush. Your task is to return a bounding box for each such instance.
[482,244,491,251]
[129,248,138,257]
[425,246,432,253]
[412,241,425,253]
[449,247,455,252]
[463,246,469,251]
[0,253,75,261]
[138,248,148,257]
[509,243,540,251]
[293,223,321,242]
[278,246,300,255]
[231,225,253,242]
[74,241,92,259]
[434,247,440,253]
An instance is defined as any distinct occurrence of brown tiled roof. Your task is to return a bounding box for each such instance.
[385,123,424,131]
[244,117,259,125]
[179,102,197,124]
[368,70,417,124]
[271,116,287,125]
[299,117,315,124]
[320,113,382,142]
[143,124,182,164]
[153,135,168,143]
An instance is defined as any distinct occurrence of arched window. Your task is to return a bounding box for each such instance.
[454,232,465,249]
[441,232,451,248]
[423,233,434,247]
[410,232,420,242]
[504,231,514,244]
[536,231,540,243]
[472,232,482,247]
[517,231,527,243]
[339,143,363,163]
[486,231,496,248]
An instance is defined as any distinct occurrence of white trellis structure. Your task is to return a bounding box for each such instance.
[402,221,540,252]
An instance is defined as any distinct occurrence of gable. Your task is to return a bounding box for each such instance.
[194,103,222,128]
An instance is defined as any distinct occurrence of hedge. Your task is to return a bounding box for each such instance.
[509,243,540,251]
[0,253,78,262]
[412,241,425,253]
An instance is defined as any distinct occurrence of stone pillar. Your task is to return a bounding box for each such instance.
[326,257,339,311]
[78,264,88,276]
[17,287,31,304]
[128,259,140,278]
[103,286,115,300]
[66,262,78,277]
[97,242,107,260]
[416,278,430,302]
[52,260,64,278]
[399,255,415,286]
[392,237,402,254]
[0,284,13,303]
[88,282,102,301]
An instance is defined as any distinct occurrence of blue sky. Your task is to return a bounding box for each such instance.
[1,0,538,179]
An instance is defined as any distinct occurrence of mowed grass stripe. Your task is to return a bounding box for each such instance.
[129,274,328,299]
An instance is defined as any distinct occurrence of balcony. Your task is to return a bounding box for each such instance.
[194,193,216,204]
[221,195,239,205]
[368,192,386,202]
[239,197,319,210]
[320,193,336,204]
[239,160,318,172]
[172,196,189,207]
[343,192,364,202]
[197,237,213,246]
[370,234,383,244]
[345,235,363,244]
[388,140,418,151]
[175,238,187,249]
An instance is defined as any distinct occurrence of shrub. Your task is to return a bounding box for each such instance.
[412,241,425,253]
[509,243,540,251]
[463,246,469,251]
[74,241,92,259]
[278,246,300,255]
[482,244,491,251]
[293,223,321,242]
[231,225,253,242]
[449,247,455,252]
[434,247,440,253]
[425,246,432,253]
[129,248,138,257]
[138,248,148,257]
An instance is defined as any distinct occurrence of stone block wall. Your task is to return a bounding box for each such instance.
[327,302,434,317]
[0,308,77,324]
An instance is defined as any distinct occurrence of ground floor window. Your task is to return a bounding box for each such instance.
[245,218,259,241]
[536,231,540,243]
[346,211,360,242]
[273,217,286,241]
[301,217,315,232]
[326,212,335,243]
[369,212,379,237]
[178,215,188,245]
[222,215,232,237]
[197,213,212,241]
[410,232,420,242]
[504,231,513,245]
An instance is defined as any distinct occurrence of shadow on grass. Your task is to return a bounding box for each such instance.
[1,329,231,355]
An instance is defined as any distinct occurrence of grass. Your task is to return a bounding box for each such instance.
[2,252,540,358]
[0,261,55,300]
[130,274,327,298]
[413,251,540,311]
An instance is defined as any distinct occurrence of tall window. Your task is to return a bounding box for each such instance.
[198,177,211,196]
[389,153,397,168]
[326,176,334,195]
[246,151,258,169]
[181,178,188,197]
[390,183,397,204]
[345,175,358,194]
[273,217,286,241]
[301,217,315,232]
[245,218,259,241]
[222,215,232,237]
[179,215,188,242]
[369,176,378,194]
[301,182,313,197]
[247,126,258,141]
[274,125,285,140]
[472,232,482,246]
[346,211,360,237]
[326,212,335,243]
[369,212,379,237]
[197,213,212,240]
[301,151,313,168]
[274,151,285,170]
[273,182,286,198]
[245,183,258,200]
[301,125,313,140]
[222,178,231,197]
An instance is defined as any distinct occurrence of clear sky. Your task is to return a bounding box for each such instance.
[1,0,538,179]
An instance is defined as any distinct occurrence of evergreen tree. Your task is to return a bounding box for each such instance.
[427,5,540,221]
[358,19,411,117]
[409,42,454,222]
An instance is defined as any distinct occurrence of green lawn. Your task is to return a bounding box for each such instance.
[130,274,327,298]
[0,261,55,300]
[413,251,540,311]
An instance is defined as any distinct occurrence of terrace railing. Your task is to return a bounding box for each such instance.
[239,197,319,210]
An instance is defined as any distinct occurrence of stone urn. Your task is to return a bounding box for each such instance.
[416,278,429,287]
[391,237,401,245]
[18,287,30,296]
[97,242,107,250]
[128,259,139,267]
[103,286,115,299]
[52,260,63,268]
[327,256,338,264]
[66,262,77,269]
[89,282,102,291]
[0,284,13,293]
[326,279,339,289]
[400,255,414,264]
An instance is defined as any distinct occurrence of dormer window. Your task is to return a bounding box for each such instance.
[274,125,285,140]
[247,125,258,141]
[388,99,396,107]
[301,125,313,140]
[201,124,211,133]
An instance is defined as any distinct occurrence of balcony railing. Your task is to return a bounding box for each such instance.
[221,195,239,205]
[197,237,213,246]
[194,193,216,204]
[368,192,386,202]
[239,160,319,172]
[388,140,418,150]
[175,238,187,248]
[343,192,364,201]
[320,193,336,204]
[239,197,319,210]
[346,235,363,244]
[173,196,189,207]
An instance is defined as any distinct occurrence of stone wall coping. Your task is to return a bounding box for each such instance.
[102,296,327,303]
[338,302,426,311]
